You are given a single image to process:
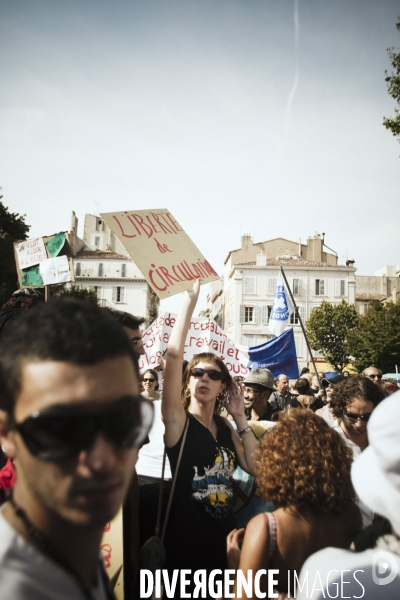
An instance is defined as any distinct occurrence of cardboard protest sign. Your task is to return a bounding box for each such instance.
[14,232,75,289]
[138,313,250,377]
[101,509,124,600]
[15,237,47,269]
[100,209,219,299]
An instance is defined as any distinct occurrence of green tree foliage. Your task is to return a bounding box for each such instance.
[348,300,400,374]
[306,300,359,372]
[51,284,99,304]
[0,197,30,306]
[383,19,400,142]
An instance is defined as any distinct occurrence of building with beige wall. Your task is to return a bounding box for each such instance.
[69,212,159,324]
[207,233,357,370]
[355,265,400,314]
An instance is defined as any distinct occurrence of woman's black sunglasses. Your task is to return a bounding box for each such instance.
[13,395,154,462]
[190,368,223,381]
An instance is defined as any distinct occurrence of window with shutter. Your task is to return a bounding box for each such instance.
[315,279,325,295]
[292,278,300,295]
[267,278,277,295]
[262,304,268,324]
[113,287,125,303]
[335,279,345,296]
[244,306,254,323]
[240,305,245,323]
[290,306,305,325]
[121,264,126,277]
[98,263,104,277]
[75,263,81,276]
[253,305,260,324]
[242,334,256,347]
[244,277,256,294]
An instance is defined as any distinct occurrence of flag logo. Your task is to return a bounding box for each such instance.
[268,272,294,337]
[270,285,290,321]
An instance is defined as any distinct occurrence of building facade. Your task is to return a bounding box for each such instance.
[355,265,400,314]
[207,234,357,370]
[69,212,159,324]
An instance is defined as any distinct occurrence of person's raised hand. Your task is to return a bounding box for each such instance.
[186,279,201,303]
[224,379,245,419]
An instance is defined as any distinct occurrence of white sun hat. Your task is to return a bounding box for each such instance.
[351,389,400,535]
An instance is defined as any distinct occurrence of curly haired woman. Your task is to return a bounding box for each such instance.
[227,411,362,599]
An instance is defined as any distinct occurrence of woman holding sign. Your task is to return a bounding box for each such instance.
[162,279,258,591]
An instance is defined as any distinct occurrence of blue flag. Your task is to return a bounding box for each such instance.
[247,328,299,379]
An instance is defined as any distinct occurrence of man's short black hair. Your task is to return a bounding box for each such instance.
[102,308,146,330]
[0,299,138,417]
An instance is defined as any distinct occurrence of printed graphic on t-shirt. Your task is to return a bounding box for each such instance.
[191,446,236,518]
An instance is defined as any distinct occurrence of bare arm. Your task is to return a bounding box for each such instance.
[162,280,200,447]
[223,381,259,475]
[228,514,270,600]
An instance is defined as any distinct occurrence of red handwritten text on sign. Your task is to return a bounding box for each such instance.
[100,208,219,299]
[139,313,249,376]
[15,237,47,269]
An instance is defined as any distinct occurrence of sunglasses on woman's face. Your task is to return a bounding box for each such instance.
[190,368,223,381]
[143,378,156,383]
[344,411,372,422]
[12,395,154,462]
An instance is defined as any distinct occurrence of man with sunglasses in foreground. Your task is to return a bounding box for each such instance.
[0,299,153,599]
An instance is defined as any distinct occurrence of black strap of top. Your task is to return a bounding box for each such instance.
[155,417,189,543]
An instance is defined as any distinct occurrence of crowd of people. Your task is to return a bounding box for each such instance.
[0,283,399,599]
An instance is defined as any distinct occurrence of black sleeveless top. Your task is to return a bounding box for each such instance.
[165,413,238,572]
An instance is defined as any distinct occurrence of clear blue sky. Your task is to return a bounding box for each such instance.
[1,0,399,311]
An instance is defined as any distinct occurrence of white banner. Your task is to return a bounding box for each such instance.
[138,313,249,377]
[39,255,71,285]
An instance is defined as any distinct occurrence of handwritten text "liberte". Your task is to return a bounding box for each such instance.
[112,211,182,239]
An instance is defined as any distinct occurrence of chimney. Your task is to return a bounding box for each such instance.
[256,251,267,266]
[307,235,323,262]
[241,233,252,249]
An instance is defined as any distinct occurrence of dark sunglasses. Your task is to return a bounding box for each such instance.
[13,395,154,462]
[143,378,156,383]
[344,411,372,422]
[366,374,382,380]
[190,368,223,381]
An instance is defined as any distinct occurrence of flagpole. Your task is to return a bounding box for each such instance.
[279,266,322,389]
